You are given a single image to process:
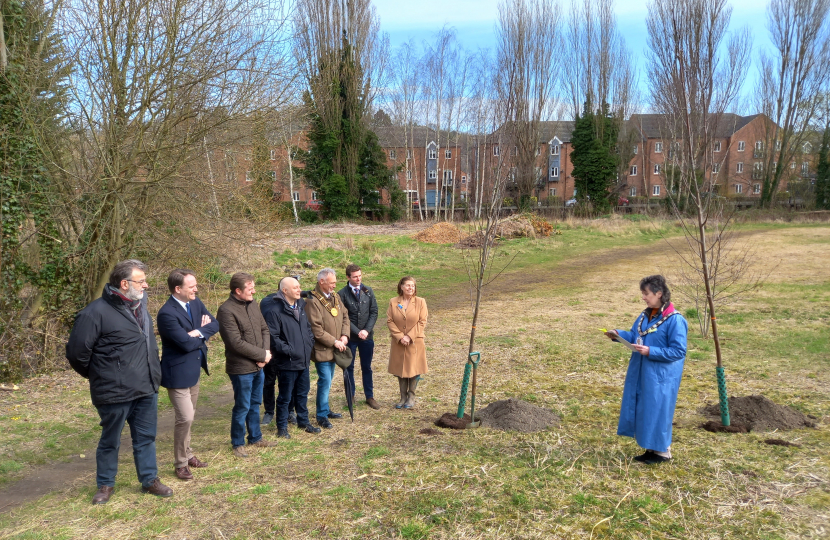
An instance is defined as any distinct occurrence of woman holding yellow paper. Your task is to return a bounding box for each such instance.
[606,275,687,465]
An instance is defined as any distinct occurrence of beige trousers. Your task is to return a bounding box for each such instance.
[167,383,200,468]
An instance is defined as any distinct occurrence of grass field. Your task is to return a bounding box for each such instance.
[0,218,827,539]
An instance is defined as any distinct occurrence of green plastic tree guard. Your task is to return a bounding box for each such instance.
[716,366,730,426]
[456,352,480,419]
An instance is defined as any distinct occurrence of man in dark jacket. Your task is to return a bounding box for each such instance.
[66,259,172,505]
[217,272,277,458]
[158,269,219,480]
[338,264,380,409]
[260,277,320,438]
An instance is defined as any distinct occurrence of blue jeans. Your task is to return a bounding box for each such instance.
[315,361,336,421]
[277,368,310,429]
[94,393,158,488]
[347,339,375,399]
[228,370,264,447]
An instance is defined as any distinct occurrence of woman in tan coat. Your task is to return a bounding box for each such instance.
[387,276,428,409]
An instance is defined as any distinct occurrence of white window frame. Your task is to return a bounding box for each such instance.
[550,166,559,177]
[633,145,638,155]
[390,150,396,159]
[713,163,720,173]
[653,185,661,196]
[407,149,412,159]
[629,186,637,197]
[493,146,500,156]
[803,142,812,153]
[292,191,300,201]
[443,169,453,181]
[461,175,467,184]
[714,141,722,152]
[445,149,452,159]
[738,141,745,152]
[551,145,560,155]
[753,183,761,194]
[428,149,437,159]
[549,187,557,196]
[653,164,661,175]
[630,165,638,176]
[654,142,663,153]
[802,162,809,175]
[428,170,437,180]
[735,183,743,194]
[270,149,276,160]
[790,161,796,169]
[736,162,743,173]
[406,170,412,180]
[755,141,763,152]
[311,191,318,200]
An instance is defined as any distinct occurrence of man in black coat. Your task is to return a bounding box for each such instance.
[260,277,319,438]
[337,264,380,409]
[158,269,219,481]
[66,259,172,505]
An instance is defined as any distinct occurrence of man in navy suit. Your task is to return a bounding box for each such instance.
[158,269,219,480]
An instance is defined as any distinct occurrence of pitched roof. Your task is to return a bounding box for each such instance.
[373,125,465,148]
[628,113,764,139]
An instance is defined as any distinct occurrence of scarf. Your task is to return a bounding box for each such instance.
[106,284,144,331]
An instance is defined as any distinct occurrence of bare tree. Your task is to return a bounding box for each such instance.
[496,0,563,208]
[389,40,423,220]
[756,0,830,207]
[57,0,291,302]
[647,0,752,426]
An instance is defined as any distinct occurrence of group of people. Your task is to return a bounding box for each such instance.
[66,260,429,505]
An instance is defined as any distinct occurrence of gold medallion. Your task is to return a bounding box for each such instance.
[331,308,338,316]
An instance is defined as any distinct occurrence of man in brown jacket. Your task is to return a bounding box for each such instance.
[217,272,277,457]
[305,268,350,429]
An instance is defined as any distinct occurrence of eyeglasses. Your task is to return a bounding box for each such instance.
[125,279,148,285]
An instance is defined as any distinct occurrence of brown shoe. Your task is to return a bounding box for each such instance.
[141,477,173,497]
[92,485,114,505]
[365,398,381,410]
[188,456,208,468]
[175,466,193,480]
[252,439,277,448]
[233,445,249,458]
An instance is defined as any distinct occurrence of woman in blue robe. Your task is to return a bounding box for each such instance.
[606,275,688,464]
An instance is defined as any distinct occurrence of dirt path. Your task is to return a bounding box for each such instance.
[0,228,761,513]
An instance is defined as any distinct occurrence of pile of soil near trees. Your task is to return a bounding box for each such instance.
[700,395,817,433]
[435,413,472,430]
[412,222,464,244]
[476,398,560,432]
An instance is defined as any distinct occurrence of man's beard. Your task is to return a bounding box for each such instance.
[125,286,144,301]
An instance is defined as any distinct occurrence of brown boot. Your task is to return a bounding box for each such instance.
[92,485,114,505]
[395,377,407,409]
[141,477,173,498]
[403,376,419,409]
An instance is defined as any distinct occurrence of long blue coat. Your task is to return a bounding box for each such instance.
[615,307,688,452]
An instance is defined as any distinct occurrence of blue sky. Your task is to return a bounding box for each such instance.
[374,0,771,109]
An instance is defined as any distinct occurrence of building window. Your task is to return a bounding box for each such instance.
[429,170,436,179]
[630,165,638,176]
[428,148,437,159]
[735,184,742,194]
[311,191,318,200]
[736,162,743,173]
[390,150,396,159]
[738,141,745,151]
[292,191,299,201]
[550,166,559,177]
[633,145,638,155]
[551,145,560,155]
[714,141,722,152]
[653,164,661,175]
[512,146,518,156]
[407,149,412,159]
[406,170,412,180]
[443,170,453,181]
[655,142,663,153]
[803,142,812,153]
[653,185,661,196]
[630,186,637,197]
[713,163,720,173]
[802,162,809,176]
[773,161,778,170]
[461,175,467,184]
[493,146,500,156]
[753,183,761,194]
[445,149,452,159]
[790,161,795,169]
[755,141,763,152]
[549,187,557,196]
[775,140,781,151]
[270,149,276,160]
[245,170,252,182]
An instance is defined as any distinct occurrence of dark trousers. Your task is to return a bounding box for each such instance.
[228,370,264,447]
[276,368,310,429]
[263,361,295,415]
[347,338,375,399]
[94,393,159,488]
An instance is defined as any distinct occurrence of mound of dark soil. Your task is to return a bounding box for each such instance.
[701,395,817,432]
[435,412,471,430]
[476,398,560,433]
[700,420,748,433]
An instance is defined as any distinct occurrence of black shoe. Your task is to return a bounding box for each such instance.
[327,412,342,419]
[277,428,290,439]
[642,454,671,465]
[633,451,654,462]
[299,424,321,433]
[262,412,274,426]
[288,412,298,425]
[317,418,333,429]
